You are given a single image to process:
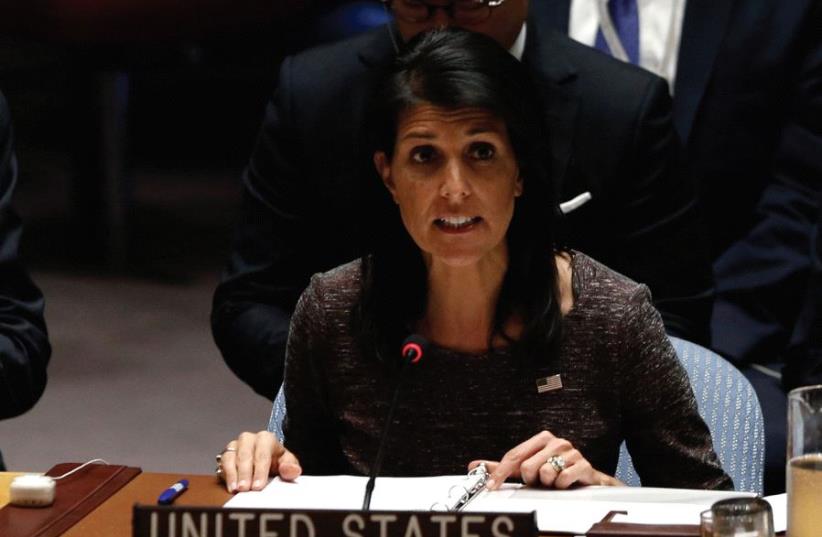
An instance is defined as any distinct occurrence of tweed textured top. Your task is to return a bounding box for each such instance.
[282,253,732,489]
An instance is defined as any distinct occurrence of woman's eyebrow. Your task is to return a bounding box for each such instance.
[466,124,502,136]
[400,131,436,141]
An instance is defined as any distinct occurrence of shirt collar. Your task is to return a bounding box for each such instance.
[510,23,527,61]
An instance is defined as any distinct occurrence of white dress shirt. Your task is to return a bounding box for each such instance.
[510,23,527,61]
[568,0,686,91]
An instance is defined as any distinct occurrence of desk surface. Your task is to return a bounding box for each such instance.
[66,472,230,537]
[2,473,564,536]
[2,472,696,537]
[0,473,23,507]
[0,471,230,536]
[58,474,568,537]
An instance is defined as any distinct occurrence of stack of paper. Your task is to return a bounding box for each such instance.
[225,476,785,535]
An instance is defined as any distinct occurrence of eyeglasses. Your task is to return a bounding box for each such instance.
[383,0,507,25]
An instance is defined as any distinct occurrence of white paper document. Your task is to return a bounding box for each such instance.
[225,475,756,534]
[764,493,787,533]
[610,492,787,534]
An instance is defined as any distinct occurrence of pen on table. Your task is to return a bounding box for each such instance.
[157,478,189,505]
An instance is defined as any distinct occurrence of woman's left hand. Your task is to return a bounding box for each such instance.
[469,431,623,490]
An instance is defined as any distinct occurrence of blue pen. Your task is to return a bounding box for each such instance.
[157,478,189,505]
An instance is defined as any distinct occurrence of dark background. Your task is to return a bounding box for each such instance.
[0,0,388,279]
[0,1,391,473]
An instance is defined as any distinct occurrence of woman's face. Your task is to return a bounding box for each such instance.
[374,104,522,267]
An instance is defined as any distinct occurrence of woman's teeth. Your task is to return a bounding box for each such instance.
[436,216,480,229]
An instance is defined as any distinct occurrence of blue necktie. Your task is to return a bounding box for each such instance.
[594,0,640,65]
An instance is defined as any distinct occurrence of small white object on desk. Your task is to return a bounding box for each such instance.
[7,458,109,508]
[9,474,56,507]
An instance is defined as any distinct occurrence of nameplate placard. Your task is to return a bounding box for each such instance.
[133,505,538,537]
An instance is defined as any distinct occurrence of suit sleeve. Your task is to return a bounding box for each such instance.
[618,286,732,490]
[611,76,714,346]
[783,193,822,390]
[0,92,51,419]
[211,56,312,400]
[712,3,822,365]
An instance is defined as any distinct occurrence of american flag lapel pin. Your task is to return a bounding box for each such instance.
[536,374,563,394]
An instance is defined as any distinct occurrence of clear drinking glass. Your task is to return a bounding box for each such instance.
[710,497,773,537]
[700,509,713,537]
[787,384,822,537]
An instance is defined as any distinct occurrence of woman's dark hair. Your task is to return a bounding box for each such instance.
[355,27,564,365]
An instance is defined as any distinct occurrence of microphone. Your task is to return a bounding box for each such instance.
[362,334,428,511]
[401,334,426,365]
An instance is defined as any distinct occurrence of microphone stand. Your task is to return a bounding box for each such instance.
[361,350,414,511]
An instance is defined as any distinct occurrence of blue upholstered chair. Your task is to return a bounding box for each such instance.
[269,337,765,493]
[268,386,287,442]
[614,336,765,493]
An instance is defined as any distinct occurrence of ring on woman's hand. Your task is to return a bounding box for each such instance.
[547,454,566,474]
[215,465,224,479]
[215,446,238,464]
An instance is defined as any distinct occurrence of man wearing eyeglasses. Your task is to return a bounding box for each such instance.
[386,0,525,50]
[212,0,711,400]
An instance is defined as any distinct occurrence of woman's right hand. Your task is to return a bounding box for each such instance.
[219,431,302,493]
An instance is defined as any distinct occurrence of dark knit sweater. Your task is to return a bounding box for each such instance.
[282,253,732,489]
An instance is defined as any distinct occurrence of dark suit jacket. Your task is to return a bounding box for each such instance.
[212,16,713,399]
[0,91,50,422]
[784,193,822,390]
[539,0,822,367]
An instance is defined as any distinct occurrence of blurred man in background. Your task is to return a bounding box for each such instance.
[0,90,51,470]
[542,0,822,494]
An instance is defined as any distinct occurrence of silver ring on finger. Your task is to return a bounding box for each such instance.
[547,454,566,474]
[215,446,238,463]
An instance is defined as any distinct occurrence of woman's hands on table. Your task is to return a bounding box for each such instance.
[470,430,623,490]
[219,431,302,493]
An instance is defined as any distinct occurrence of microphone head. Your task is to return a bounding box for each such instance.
[401,334,428,364]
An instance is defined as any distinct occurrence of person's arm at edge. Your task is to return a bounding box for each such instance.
[0,91,50,419]
[712,2,822,366]
[783,193,822,389]
[281,273,349,475]
[619,286,731,489]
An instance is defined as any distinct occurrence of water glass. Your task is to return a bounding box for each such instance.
[700,509,713,537]
[787,384,822,537]
[710,497,773,537]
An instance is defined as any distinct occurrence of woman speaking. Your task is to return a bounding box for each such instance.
[219,28,732,493]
